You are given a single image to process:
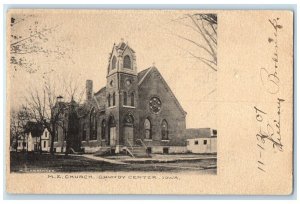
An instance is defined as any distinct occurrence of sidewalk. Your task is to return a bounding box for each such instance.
[70,154,128,165]
[70,153,216,165]
[106,154,217,164]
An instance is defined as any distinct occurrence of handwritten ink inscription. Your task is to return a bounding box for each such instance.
[260,18,283,95]
[254,18,284,173]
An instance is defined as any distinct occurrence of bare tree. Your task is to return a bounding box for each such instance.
[171,13,217,72]
[23,74,85,155]
[10,107,30,151]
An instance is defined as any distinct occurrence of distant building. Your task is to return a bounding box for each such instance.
[186,128,217,154]
[16,136,27,152]
[16,121,46,152]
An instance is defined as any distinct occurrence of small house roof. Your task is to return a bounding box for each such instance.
[185,128,216,139]
[24,121,44,137]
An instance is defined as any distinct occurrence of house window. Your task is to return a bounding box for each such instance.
[101,120,106,140]
[90,108,97,140]
[123,55,131,69]
[163,147,169,154]
[82,123,87,141]
[45,131,47,138]
[123,92,127,105]
[43,141,46,148]
[112,56,117,70]
[112,92,116,106]
[144,118,151,139]
[203,140,207,145]
[194,140,198,145]
[130,92,134,106]
[161,120,168,140]
[212,129,217,136]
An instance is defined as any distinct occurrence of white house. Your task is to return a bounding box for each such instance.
[186,128,217,154]
[41,128,50,152]
[16,132,40,152]
[16,136,27,151]
[16,121,45,152]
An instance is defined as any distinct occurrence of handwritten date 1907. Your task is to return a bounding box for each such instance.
[255,17,284,173]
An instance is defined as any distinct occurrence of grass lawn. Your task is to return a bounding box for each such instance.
[10,152,217,174]
[10,152,123,173]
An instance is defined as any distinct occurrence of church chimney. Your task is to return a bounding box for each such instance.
[86,80,93,101]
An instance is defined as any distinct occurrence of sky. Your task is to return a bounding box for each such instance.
[8,10,217,129]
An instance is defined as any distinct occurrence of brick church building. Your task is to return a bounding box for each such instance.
[53,40,188,155]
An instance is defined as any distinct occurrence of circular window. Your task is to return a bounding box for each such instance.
[110,80,114,87]
[149,97,162,113]
[125,79,132,86]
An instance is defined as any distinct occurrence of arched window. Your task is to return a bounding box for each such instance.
[144,118,151,139]
[112,56,117,70]
[101,120,106,140]
[90,108,97,140]
[113,92,116,106]
[161,120,168,140]
[130,92,134,106]
[123,92,127,105]
[123,55,131,69]
[108,94,111,107]
[82,123,87,141]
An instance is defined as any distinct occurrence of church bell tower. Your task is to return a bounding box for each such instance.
[106,39,139,150]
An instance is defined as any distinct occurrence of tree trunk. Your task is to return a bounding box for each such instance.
[15,135,18,152]
[39,135,42,154]
[50,123,55,155]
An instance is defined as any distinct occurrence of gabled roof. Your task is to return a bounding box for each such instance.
[24,121,44,138]
[94,87,106,96]
[137,67,152,84]
[93,66,186,116]
[116,41,135,53]
[185,128,216,139]
[138,67,187,115]
[107,41,136,73]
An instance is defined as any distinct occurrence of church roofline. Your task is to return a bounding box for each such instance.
[94,66,187,116]
[138,66,187,116]
[94,87,106,96]
[138,67,153,86]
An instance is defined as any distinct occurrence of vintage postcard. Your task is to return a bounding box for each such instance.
[6,9,293,195]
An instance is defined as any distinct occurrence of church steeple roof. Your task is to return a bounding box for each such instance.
[115,39,135,53]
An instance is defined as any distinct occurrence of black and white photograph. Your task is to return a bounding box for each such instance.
[8,10,217,174]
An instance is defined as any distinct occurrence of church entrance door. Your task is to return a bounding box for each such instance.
[108,115,116,146]
[109,127,116,146]
[124,127,134,146]
[123,113,134,146]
